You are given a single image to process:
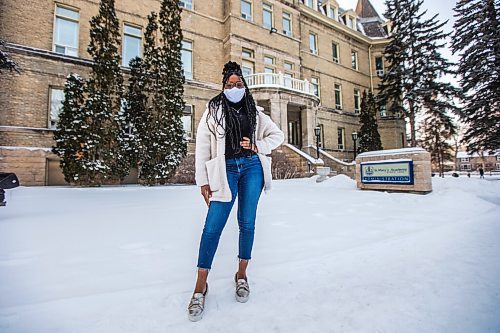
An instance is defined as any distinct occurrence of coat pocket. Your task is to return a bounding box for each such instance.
[205,157,221,192]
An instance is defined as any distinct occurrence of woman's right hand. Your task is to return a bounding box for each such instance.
[201,185,212,207]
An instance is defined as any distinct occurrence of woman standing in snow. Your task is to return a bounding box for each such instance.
[187,61,284,321]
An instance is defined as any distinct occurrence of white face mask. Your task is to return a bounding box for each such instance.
[223,87,246,103]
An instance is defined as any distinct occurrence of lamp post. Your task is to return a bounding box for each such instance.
[351,131,358,161]
[314,126,321,159]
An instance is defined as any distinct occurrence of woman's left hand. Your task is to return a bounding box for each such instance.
[240,137,258,153]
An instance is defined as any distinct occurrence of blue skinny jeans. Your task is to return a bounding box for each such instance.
[197,154,264,269]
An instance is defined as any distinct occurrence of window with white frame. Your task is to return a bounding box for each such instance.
[264,55,275,66]
[460,164,471,171]
[337,127,345,150]
[242,48,254,59]
[122,24,142,67]
[264,65,275,84]
[264,55,276,83]
[120,98,134,136]
[460,157,470,162]
[332,42,339,63]
[318,123,325,148]
[347,16,354,28]
[334,83,342,110]
[496,163,500,170]
[354,89,361,114]
[283,62,294,87]
[351,50,358,70]
[242,60,254,78]
[309,32,318,55]
[49,88,65,129]
[242,48,254,78]
[241,0,252,21]
[182,105,193,139]
[375,56,384,76]
[329,6,337,20]
[179,0,193,10]
[304,0,315,9]
[53,5,79,56]
[282,11,292,36]
[380,103,387,117]
[496,155,500,161]
[181,40,193,80]
[311,77,320,97]
[262,3,273,29]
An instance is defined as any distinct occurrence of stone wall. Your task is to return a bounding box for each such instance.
[355,148,432,193]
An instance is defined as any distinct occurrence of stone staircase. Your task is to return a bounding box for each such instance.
[305,145,356,179]
[280,144,355,179]
[279,144,321,178]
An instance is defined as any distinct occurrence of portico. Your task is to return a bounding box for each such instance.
[245,73,320,150]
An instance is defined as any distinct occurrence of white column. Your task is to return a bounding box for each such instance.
[270,96,288,144]
[301,107,314,147]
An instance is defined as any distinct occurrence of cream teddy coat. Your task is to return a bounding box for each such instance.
[195,105,285,202]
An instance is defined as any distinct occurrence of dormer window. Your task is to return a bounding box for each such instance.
[347,17,354,28]
[304,0,316,9]
[329,7,338,20]
[321,2,338,20]
[341,10,357,30]
[382,22,392,35]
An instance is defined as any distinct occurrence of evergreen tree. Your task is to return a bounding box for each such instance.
[379,0,451,147]
[418,104,456,177]
[53,74,89,184]
[0,39,20,73]
[120,57,151,170]
[358,91,383,153]
[452,0,500,154]
[130,1,186,185]
[82,0,127,185]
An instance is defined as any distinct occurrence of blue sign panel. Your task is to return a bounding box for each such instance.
[360,160,414,185]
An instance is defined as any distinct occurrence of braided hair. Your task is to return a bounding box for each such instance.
[207,61,259,149]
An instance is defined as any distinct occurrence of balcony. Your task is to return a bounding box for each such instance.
[244,73,317,97]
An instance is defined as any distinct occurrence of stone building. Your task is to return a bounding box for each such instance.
[0,0,406,185]
[456,151,500,173]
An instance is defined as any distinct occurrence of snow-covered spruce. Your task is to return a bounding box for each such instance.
[83,0,127,185]
[52,74,91,184]
[121,0,187,185]
[357,90,383,154]
[452,0,500,154]
[378,0,456,147]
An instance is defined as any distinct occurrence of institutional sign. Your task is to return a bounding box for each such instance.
[360,160,414,185]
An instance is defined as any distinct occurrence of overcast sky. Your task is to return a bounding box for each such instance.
[370,0,458,63]
[336,0,458,64]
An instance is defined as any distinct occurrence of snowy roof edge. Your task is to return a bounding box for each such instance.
[357,147,426,157]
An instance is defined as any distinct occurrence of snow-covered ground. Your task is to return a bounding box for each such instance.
[1,176,499,333]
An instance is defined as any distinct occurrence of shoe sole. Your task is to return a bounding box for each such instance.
[188,313,203,322]
[235,294,249,303]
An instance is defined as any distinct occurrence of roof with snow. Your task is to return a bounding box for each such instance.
[457,151,499,158]
[316,0,389,39]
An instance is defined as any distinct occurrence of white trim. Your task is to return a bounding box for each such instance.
[0,125,54,131]
[308,145,355,166]
[284,143,323,165]
[0,146,53,152]
[357,147,426,158]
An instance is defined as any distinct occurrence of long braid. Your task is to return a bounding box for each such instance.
[206,62,259,147]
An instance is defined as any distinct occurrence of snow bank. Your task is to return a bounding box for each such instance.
[0,177,499,333]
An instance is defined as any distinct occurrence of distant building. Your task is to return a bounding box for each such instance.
[0,0,406,185]
[456,151,500,172]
